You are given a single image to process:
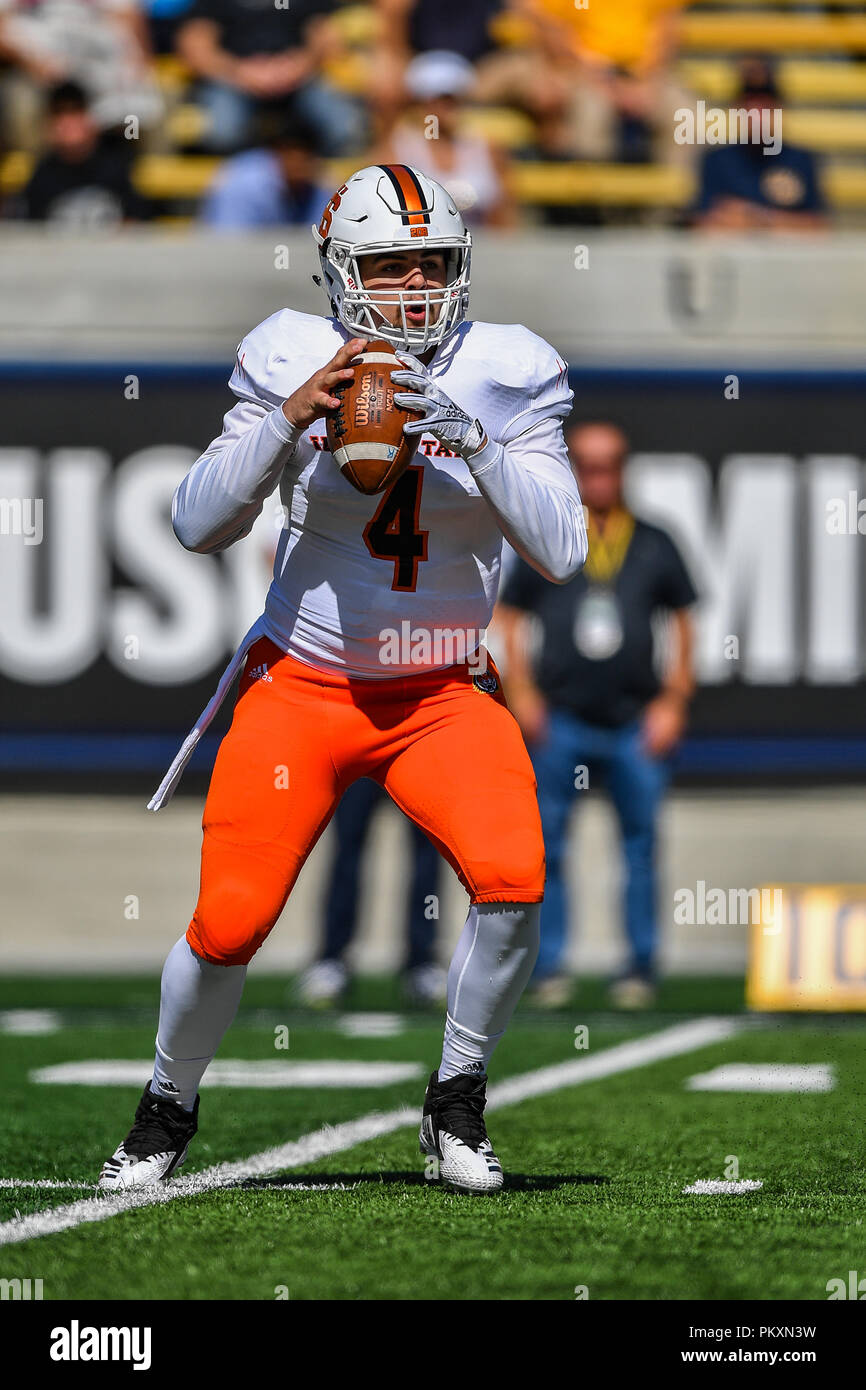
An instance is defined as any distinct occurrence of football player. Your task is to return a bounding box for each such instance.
[98,164,587,1195]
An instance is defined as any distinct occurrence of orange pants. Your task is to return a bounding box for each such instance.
[187,638,545,966]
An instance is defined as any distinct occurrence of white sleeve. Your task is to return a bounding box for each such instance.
[171,325,315,553]
[172,397,305,554]
[466,414,587,585]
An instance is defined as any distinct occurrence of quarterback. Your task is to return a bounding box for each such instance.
[99,164,587,1195]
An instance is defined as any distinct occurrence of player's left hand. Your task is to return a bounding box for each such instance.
[392,351,487,459]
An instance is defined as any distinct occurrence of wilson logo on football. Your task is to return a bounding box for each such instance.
[355,372,385,428]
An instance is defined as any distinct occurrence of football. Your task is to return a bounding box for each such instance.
[327,338,419,495]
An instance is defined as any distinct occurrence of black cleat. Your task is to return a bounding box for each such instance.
[419,1070,503,1193]
[98,1083,199,1191]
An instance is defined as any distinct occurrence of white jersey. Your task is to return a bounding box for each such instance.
[173,308,585,680]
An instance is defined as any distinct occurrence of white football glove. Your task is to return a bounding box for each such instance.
[391,351,487,460]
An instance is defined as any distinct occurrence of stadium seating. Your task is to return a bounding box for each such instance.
[6,0,866,220]
[680,13,866,53]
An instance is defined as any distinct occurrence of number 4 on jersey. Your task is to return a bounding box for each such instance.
[363,465,429,592]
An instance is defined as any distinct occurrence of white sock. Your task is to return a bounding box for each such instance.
[151,936,247,1111]
[438,902,540,1082]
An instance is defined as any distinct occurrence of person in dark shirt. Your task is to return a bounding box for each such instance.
[176,0,362,153]
[379,0,503,65]
[693,58,827,232]
[498,420,697,1008]
[22,81,149,226]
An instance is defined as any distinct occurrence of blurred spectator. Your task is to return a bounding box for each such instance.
[0,0,162,151]
[380,0,504,64]
[372,0,503,137]
[18,80,150,224]
[297,779,447,1009]
[498,420,697,1009]
[176,0,362,154]
[693,59,828,232]
[199,114,329,228]
[474,0,690,166]
[378,50,515,227]
[146,0,194,55]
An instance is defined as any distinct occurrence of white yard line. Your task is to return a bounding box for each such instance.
[247,1182,363,1192]
[0,1178,361,1192]
[0,1109,416,1249]
[0,1010,60,1036]
[0,1180,95,1191]
[683,1179,764,1195]
[486,1016,743,1109]
[0,1015,744,1249]
[686,1062,834,1093]
[31,1060,423,1089]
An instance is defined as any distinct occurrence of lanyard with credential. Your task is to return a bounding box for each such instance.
[582,507,635,586]
[573,508,635,660]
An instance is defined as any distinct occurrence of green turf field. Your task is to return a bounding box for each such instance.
[0,976,863,1301]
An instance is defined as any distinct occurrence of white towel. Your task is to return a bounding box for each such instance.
[147,615,270,811]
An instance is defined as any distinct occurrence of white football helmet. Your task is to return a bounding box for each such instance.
[311,164,471,351]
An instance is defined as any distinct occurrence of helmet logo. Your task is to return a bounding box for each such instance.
[318,183,349,239]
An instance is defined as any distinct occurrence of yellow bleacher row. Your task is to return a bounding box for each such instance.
[482,6,866,51]
[679,14,866,50]
[689,0,866,6]
[159,96,866,157]
[362,7,866,54]
[464,106,866,156]
[678,59,866,105]
[2,150,866,209]
[509,160,866,209]
[329,1,866,56]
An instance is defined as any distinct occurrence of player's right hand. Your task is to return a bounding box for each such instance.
[281,338,366,430]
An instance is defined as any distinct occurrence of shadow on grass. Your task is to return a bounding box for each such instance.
[238,1171,609,1192]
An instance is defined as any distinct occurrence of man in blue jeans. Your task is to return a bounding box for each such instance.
[297,778,446,1008]
[498,420,697,1007]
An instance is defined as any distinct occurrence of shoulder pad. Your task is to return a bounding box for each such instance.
[229,309,341,407]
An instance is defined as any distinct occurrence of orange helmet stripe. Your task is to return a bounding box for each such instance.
[378,165,431,228]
